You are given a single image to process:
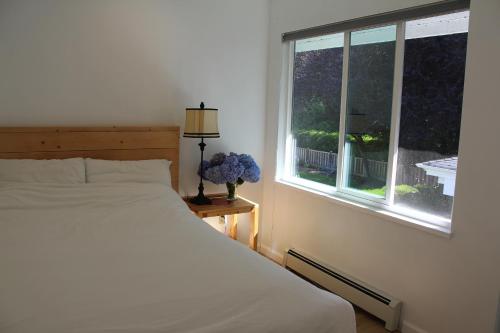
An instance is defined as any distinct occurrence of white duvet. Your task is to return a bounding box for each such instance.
[0,182,355,333]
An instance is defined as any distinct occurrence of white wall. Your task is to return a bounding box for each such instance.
[3,1,499,332]
[0,0,269,240]
[262,0,500,332]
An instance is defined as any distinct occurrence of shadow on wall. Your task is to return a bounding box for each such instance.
[496,293,500,333]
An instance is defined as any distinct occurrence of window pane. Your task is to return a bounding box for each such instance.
[342,25,396,198]
[290,33,344,187]
[395,11,469,219]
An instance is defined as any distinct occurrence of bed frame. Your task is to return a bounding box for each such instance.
[0,127,180,192]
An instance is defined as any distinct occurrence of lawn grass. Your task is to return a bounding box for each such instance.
[362,187,386,196]
[299,170,382,195]
[298,171,336,187]
[299,170,418,198]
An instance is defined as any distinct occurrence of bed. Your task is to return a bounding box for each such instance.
[0,127,355,333]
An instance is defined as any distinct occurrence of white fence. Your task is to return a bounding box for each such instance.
[295,147,438,186]
[297,147,338,172]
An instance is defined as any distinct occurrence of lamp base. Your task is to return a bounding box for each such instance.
[189,193,212,205]
[190,137,211,206]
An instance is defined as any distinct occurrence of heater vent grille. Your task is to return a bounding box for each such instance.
[287,249,391,305]
[285,248,402,331]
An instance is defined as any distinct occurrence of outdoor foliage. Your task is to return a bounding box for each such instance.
[295,129,388,158]
[292,33,468,156]
[292,41,396,167]
[399,33,468,155]
[291,31,466,217]
[395,184,454,217]
[292,48,343,133]
[347,41,395,134]
[294,130,339,152]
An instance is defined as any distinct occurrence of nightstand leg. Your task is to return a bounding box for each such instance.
[228,214,238,240]
[249,204,259,250]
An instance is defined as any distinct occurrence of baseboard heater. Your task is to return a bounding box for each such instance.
[284,249,402,331]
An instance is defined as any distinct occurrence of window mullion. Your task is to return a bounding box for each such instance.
[385,21,405,205]
[335,32,351,191]
[281,41,296,180]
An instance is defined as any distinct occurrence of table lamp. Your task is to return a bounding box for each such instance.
[183,102,220,205]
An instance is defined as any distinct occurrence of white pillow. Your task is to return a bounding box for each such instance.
[85,159,172,186]
[0,158,86,184]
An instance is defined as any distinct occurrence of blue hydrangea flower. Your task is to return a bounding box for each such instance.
[237,153,260,183]
[209,152,227,166]
[198,160,211,180]
[203,165,226,184]
[241,165,260,183]
[200,152,260,185]
[220,155,244,183]
[236,153,253,168]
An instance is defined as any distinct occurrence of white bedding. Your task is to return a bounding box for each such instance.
[0,182,355,333]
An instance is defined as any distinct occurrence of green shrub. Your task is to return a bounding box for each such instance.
[397,184,453,216]
[395,184,419,196]
[358,184,418,197]
[294,129,387,154]
[294,130,339,152]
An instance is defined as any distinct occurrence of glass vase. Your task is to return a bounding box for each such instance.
[226,182,237,201]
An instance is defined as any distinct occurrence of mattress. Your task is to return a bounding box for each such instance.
[0,182,355,333]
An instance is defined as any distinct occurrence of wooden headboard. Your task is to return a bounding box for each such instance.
[0,127,180,192]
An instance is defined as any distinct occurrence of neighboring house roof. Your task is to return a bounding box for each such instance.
[416,157,458,197]
[417,157,457,172]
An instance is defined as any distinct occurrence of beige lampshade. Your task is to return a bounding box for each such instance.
[183,103,220,138]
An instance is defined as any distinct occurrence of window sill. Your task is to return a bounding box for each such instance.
[276,178,452,239]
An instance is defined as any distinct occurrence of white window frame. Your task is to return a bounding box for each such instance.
[278,18,459,234]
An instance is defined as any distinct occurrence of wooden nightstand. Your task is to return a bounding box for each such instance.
[183,193,259,250]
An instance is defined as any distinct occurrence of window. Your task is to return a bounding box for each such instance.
[290,33,344,187]
[395,12,469,220]
[281,10,469,227]
[343,25,396,198]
